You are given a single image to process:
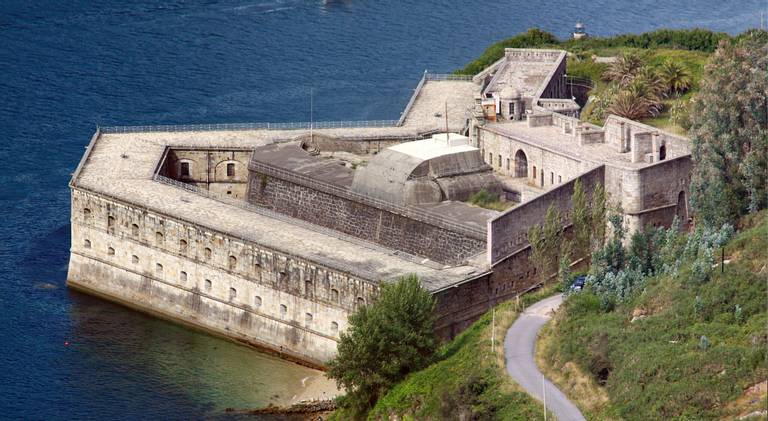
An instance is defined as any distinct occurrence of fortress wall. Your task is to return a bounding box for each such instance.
[296,133,410,155]
[487,166,605,264]
[160,149,252,199]
[67,188,382,366]
[247,173,486,265]
[622,156,692,232]
[479,128,593,187]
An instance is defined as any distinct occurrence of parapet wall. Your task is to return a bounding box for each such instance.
[487,165,605,264]
[247,162,486,265]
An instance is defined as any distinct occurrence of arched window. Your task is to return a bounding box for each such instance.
[226,163,235,177]
[532,165,537,180]
[83,208,91,220]
[204,279,212,291]
[107,216,115,234]
[331,321,339,333]
[180,161,190,177]
[659,144,667,161]
[156,232,164,245]
[83,239,91,249]
[156,263,163,274]
[131,224,139,237]
[179,239,188,253]
[305,313,313,326]
[356,297,365,308]
[514,150,528,178]
[204,247,212,260]
[254,296,262,308]
[132,255,139,264]
[497,154,502,168]
[228,255,237,270]
[305,280,313,296]
[107,247,115,256]
[229,287,237,301]
[331,288,339,302]
[279,304,288,318]
[180,271,187,283]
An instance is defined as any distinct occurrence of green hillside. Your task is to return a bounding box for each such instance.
[539,212,768,420]
[356,287,557,421]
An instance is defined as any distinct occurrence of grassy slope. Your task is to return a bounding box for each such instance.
[539,212,768,420]
[362,286,559,421]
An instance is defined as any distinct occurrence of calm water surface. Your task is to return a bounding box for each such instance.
[0,0,762,418]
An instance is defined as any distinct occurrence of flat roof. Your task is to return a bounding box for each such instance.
[388,134,476,160]
[72,130,488,292]
[399,80,478,130]
[483,120,689,170]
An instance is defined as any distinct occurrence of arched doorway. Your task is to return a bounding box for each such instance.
[659,144,667,161]
[514,150,528,178]
[676,191,687,224]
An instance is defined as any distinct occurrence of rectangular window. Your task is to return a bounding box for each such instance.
[226,163,235,177]
[180,162,190,177]
[551,172,554,184]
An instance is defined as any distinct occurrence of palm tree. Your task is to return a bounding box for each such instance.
[603,53,644,87]
[634,66,667,99]
[608,89,658,120]
[659,60,693,96]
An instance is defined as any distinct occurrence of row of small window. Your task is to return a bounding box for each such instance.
[85,237,367,309]
[83,239,340,333]
[179,162,236,177]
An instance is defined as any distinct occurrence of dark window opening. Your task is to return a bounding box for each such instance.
[107,247,115,255]
[226,163,235,177]
[180,162,190,177]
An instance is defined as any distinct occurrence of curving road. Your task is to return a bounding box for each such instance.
[504,294,586,421]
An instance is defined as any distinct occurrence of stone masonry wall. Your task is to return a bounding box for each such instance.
[161,149,252,199]
[488,166,605,264]
[247,173,486,265]
[68,188,381,366]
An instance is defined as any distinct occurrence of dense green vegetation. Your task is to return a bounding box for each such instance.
[457,28,766,133]
[366,286,559,421]
[542,212,767,420]
[327,275,438,418]
[689,33,768,227]
[467,188,514,211]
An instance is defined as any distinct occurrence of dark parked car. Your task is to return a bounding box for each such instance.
[571,275,587,291]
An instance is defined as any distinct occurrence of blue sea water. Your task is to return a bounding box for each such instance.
[0,0,763,418]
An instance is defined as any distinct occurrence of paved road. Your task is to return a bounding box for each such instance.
[504,294,586,421]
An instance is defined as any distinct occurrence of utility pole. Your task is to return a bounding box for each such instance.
[491,307,495,354]
[444,100,449,141]
[543,374,548,421]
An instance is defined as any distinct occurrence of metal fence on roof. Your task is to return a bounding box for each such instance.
[100,120,400,134]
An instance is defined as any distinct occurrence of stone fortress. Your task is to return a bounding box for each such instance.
[68,48,692,367]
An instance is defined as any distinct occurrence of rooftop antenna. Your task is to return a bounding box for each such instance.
[310,87,314,142]
[444,100,449,141]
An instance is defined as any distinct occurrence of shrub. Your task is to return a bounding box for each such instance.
[327,275,437,417]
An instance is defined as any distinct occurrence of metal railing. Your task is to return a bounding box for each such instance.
[565,76,595,89]
[425,73,474,81]
[101,120,399,134]
[248,160,487,239]
[397,71,429,126]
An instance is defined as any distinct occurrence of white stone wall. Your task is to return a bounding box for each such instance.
[479,129,592,187]
[68,188,377,366]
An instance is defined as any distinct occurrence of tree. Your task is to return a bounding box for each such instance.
[659,60,692,96]
[528,204,563,282]
[591,183,607,249]
[571,179,591,255]
[327,275,437,416]
[689,34,768,226]
[603,52,644,86]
